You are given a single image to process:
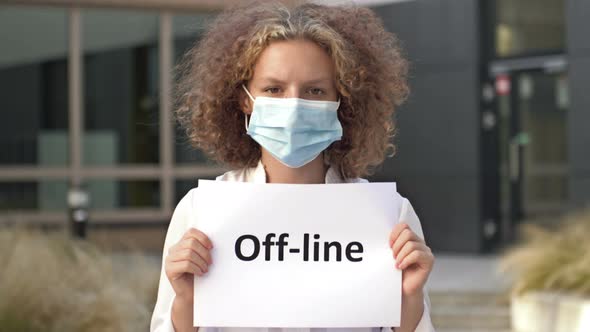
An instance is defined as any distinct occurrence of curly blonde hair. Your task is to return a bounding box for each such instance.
[175,0,409,179]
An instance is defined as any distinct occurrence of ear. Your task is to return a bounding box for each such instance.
[239,86,253,115]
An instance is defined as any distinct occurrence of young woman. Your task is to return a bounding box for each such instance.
[151,2,435,332]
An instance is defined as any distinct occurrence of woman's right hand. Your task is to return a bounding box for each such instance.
[165,227,213,302]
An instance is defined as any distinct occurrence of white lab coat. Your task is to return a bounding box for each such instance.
[150,160,436,332]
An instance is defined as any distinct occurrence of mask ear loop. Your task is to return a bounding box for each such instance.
[242,84,255,131]
[241,84,256,102]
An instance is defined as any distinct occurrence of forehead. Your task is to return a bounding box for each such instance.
[251,39,335,83]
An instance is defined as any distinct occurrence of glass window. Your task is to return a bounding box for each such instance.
[82,9,160,165]
[173,13,216,164]
[175,178,215,204]
[0,180,68,211]
[0,182,37,210]
[175,179,198,204]
[519,72,568,212]
[0,179,159,211]
[493,0,565,57]
[85,180,160,209]
[0,6,68,165]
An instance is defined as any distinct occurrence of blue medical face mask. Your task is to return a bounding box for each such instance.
[242,84,343,168]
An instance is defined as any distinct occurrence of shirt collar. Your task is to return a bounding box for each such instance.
[248,159,344,184]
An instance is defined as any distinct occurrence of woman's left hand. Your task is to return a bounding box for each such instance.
[389,222,435,297]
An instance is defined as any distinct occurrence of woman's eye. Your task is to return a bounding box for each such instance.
[308,88,325,95]
[264,87,281,94]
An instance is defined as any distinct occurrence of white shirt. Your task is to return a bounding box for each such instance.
[150,160,436,332]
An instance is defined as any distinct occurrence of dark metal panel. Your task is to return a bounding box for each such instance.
[566,1,590,209]
[377,0,478,65]
[387,69,479,176]
[567,0,590,56]
[570,177,590,208]
[391,175,481,253]
[568,57,590,173]
[372,0,481,252]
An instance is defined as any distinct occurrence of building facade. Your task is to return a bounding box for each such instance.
[371,0,589,252]
[1,0,587,253]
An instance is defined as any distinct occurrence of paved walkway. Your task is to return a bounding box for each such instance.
[427,254,511,293]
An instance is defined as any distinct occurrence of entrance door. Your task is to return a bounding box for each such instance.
[496,70,569,230]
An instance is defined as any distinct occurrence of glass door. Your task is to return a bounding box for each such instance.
[496,70,569,226]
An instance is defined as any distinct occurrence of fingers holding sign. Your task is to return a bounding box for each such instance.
[389,222,434,296]
[165,227,213,301]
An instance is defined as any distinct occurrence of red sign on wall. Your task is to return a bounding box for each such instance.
[495,74,511,96]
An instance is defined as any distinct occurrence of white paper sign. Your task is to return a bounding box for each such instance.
[191,180,402,328]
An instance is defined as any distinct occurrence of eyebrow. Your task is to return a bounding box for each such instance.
[259,77,333,85]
